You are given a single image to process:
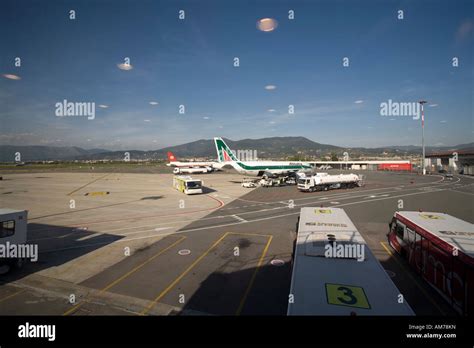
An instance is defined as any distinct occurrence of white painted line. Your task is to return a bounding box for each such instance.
[232,215,248,223]
[39,178,464,251]
[76,232,102,242]
[41,186,452,254]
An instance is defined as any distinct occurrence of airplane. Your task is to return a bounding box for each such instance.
[166,151,217,173]
[213,137,312,177]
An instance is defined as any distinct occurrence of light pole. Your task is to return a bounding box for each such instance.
[419,100,427,175]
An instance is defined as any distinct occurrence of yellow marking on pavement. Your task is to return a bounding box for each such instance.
[380,241,446,315]
[85,191,110,196]
[140,232,231,315]
[0,289,26,304]
[236,235,273,315]
[63,236,186,316]
[67,173,110,196]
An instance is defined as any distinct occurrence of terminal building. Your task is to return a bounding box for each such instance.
[306,160,412,171]
[425,150,474,175]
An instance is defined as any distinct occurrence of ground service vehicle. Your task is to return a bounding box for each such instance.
[388,211,474,315]
[173,176,203,194]
[288,207,414,315]
[297,173,362,192]
[0,209,28,272]
[173,167,211,174]
[241,178,257,188]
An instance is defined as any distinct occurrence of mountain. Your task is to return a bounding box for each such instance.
[71,137,342,161]
[158,137,341,159]
[0,139,472,162]
[0,145,109,162]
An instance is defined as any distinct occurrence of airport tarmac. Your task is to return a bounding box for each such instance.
[0,170,473,315]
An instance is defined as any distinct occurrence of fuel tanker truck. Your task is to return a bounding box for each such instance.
[297,172,363,192]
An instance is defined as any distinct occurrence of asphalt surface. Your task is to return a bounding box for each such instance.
[1,171,473,315]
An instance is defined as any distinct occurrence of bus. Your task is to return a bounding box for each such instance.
[388,211,474,315]
[173,175,203,195]
[288,207,414,315]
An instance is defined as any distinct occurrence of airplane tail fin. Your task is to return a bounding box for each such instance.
[167,151,177,162]
[214,137,239,163]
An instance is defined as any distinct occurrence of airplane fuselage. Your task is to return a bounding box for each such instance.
[226,160,311,176]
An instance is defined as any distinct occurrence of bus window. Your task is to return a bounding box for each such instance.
[186,181,201,189]
[396,223,404,239]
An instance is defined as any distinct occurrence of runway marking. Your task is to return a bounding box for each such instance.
[30,193,225,228]
[379,242,446,316]
[236,235,273,315]
[40,186,455,253]
[140,232,230,315]
[232,215,248,223]
[38,178,467,252]
[0,288,26,304]
[76,232,102,242]
[67,173,111,196]
[139,232,272,315]
[31,175,452,232]
[62,236,186,316]
[221,174,446,206]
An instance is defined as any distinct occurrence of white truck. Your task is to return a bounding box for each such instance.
[173,167,212,174]
[297,173,363,192]
[0,209,28,273]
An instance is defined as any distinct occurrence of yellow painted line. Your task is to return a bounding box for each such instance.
[0,288,26,304]
[67,173,110,196]
[63,236,186,316]
[380,241,446,316]
[236,235,273,315]
[140,232,231,315]
[85,191,110,196]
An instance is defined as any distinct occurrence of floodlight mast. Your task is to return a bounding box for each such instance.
[419,100,427,175]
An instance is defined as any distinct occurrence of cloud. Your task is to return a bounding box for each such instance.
[98,104,109,108]
[429,104,438,107]
[354,100,364,104]
[117,63,133,71]
[257,18,278,32]
[264,85,277,90]
[149,101,159,105]
[440,120,447,123]
[144,119,151,122]
[267,109,276,112]
[456,20,473,42]
[3,74,21,80]
[203,116,210,120]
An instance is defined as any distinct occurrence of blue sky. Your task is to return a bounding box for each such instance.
[1,0,472,150]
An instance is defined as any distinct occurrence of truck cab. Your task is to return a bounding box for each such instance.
[0,209,28,273]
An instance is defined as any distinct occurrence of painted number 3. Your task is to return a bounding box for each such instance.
[336,286,357,305]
